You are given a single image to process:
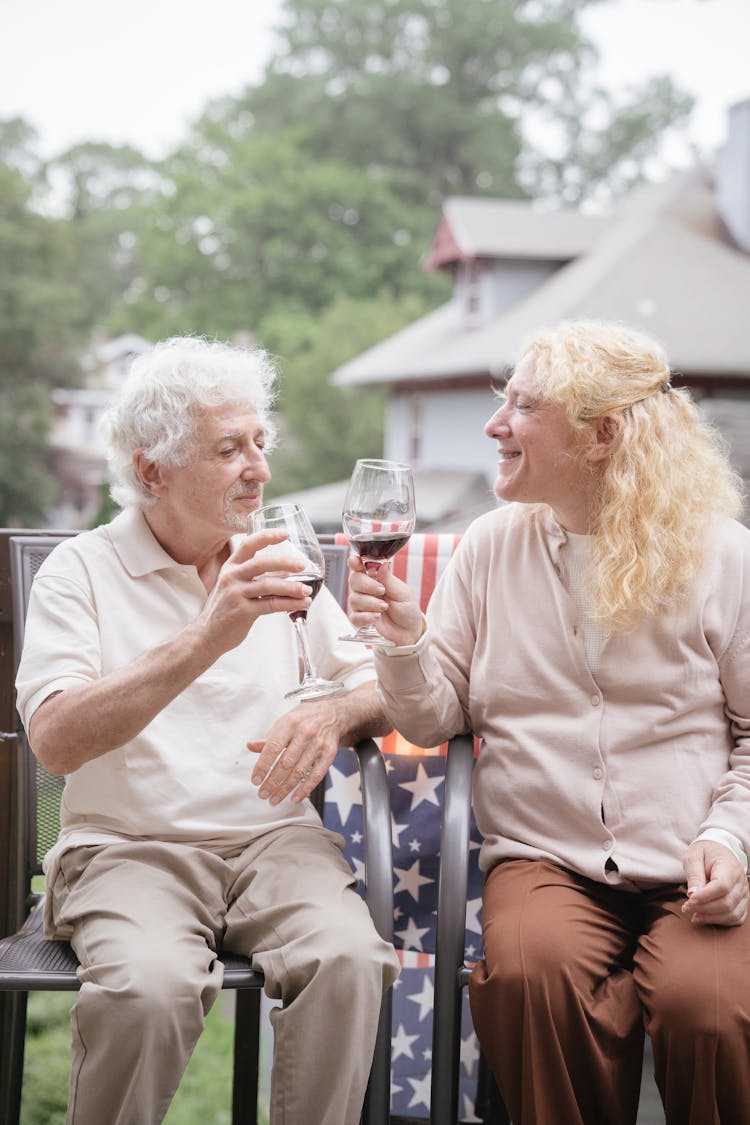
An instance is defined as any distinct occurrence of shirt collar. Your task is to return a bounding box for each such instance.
[106,506,185,578]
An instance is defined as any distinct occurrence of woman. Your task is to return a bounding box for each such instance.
[348,320,750,1125]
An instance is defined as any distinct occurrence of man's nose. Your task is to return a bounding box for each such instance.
[242,450,271,480]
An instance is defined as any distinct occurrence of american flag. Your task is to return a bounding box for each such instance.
[323,745,485,1121]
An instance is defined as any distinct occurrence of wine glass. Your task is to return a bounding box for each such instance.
[340,458,416,646]
[250,503,345,701]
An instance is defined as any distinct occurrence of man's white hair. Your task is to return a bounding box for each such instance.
[103,336,278,510]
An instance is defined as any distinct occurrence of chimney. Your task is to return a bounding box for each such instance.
[716,98,750,253]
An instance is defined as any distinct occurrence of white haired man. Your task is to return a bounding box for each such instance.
[16,336,399,1125]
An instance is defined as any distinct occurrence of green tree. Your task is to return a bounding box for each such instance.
[246,0,692,203]
[0,121,89,525]
[262,290,433,496]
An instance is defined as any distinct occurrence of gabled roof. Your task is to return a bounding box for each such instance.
[333,171,750,387]
[423,196,609,269]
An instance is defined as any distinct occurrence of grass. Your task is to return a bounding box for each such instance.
[20,990,269,1125]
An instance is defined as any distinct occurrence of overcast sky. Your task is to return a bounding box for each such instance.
[1,0,748,161]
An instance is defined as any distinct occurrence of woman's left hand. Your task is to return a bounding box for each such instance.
[682,840,750,926]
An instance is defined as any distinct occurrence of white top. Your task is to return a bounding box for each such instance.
[15,507,375,891]
[557,530,608,677]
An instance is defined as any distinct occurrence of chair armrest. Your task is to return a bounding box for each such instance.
[353,739,394,944]
[431,731,475,1125]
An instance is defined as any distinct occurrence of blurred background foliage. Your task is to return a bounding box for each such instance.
[0,0,691,523]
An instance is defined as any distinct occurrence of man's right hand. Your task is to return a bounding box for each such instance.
[197,529,313,657]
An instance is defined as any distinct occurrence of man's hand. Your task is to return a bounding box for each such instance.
[197,529,313,658]
[682,840,750,927]
[248,698,345,805]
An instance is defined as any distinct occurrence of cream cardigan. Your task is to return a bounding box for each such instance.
[376,504,750,888]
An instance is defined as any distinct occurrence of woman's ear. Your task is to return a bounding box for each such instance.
[589,415,621,463]
[133,451,166,497]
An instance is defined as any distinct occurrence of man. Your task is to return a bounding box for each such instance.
[16,335,399,1125]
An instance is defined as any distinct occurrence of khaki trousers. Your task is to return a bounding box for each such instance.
[49,826,400,1125]
[469,858,750,1125]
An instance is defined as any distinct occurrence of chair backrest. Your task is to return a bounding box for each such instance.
[323,531,485,1120]
[10,535,77,885]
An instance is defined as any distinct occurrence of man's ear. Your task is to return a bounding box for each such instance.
[589,415,621,463]
[133,451,166,497]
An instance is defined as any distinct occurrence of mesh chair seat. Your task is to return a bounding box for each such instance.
[0,898,263,990]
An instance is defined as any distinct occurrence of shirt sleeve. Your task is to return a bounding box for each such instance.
[692,829,749,873]
[15,571,102,731]
[374,534,478,746]
[697,521,750,860]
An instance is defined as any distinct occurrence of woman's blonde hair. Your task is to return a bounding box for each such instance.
[519,319,744,631]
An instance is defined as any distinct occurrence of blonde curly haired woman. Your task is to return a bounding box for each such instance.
[348,320,750,1125]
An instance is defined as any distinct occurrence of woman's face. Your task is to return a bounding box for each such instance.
[484,354,601,533]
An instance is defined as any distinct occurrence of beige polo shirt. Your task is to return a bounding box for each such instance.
[376,504,750,889]
[16,506,375,888]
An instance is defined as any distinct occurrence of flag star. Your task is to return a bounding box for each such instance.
[408,837,422,853]
[391,817,409,848]
[399,762,444,811]
[394,859,434,902]
[394,905,403,920]
[422,1047,432,1060]
[465,896,483,934]
[324,764,362,826]
[407,1072,432,1109]
[408,975,434,1021]
[390,1078,403,1098]
[465,943,477,959]
[391,1022,420,1061]
[350,856,366,885]
[384,757,396,773]
[395,917,430,951]
[462,1092,482,1122]
[460,1031,480,1076]
[350,829,363,845]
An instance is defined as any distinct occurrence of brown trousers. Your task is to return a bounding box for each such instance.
[469,859,750,1125]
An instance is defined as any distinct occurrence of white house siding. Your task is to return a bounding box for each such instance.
[384,386,499,481]
[454,258,560,327]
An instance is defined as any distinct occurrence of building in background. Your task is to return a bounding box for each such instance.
[330,98,750,530]
[47,333,150,528]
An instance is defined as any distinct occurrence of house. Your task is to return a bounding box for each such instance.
[47,333,151,527]
[330,98,750,529]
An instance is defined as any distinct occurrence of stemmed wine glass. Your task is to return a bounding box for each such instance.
[250,503,345,701]
[340,459,416,646]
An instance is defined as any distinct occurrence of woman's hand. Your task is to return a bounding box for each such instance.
[682,840,750,926]
[346,555,423,647]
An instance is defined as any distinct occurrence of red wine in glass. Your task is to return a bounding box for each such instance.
[341,459,416,646]
[250,504,344,700]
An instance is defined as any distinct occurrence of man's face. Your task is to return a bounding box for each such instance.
[156,403,271,539]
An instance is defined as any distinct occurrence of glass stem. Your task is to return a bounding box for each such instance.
[293,616,316,682]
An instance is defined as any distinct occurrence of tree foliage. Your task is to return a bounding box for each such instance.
[0,0,694,521]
